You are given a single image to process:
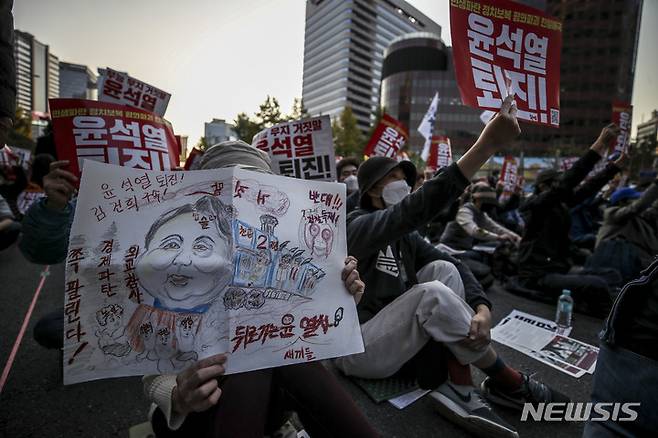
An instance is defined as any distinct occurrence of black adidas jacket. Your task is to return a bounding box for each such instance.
[347,163,491,323]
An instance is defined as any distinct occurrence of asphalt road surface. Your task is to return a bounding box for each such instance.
[0,243,602,437]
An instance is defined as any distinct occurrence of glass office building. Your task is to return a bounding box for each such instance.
[380,32,483,154]
[302,0,441,133]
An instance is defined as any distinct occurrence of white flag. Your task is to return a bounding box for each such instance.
[417,92,439,140]
[420,137,431,161]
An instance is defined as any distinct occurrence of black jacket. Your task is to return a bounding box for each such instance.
[347,163,491,323]
[610,257,658,361]
[518,150,620,280]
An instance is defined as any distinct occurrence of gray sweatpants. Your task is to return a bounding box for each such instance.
[335,260,488,378]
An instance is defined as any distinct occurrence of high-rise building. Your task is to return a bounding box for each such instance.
[13,30,60,115]
[302,0,441,133]
[59,62,98,100]
[636,109,658,167]
[520,0,643,153]
[204,119,238,146]
[48,53,60,101]
[380,33,482,154]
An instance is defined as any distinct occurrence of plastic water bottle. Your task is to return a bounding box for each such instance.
[555,289,573,335]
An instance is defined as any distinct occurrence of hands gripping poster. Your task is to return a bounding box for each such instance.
[63,160,364,384]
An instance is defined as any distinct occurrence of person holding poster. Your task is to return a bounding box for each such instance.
[336,96,567,438]
[19,141,379,437]
[517,125,626,317]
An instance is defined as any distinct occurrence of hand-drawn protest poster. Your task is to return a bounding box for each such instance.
[363,114,409,158]
[610,101,632,154]
[63,160,363,384]
[98,68,171,117]
[426,136,452,171]
[450,0,562,127]
[50,99,178,179]
[252,116,336,181]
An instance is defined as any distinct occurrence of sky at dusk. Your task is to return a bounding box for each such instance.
[13,0,658,145]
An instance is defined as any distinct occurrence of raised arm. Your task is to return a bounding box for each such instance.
[457,95,521,180]
[348,96,521,260]
[606,178,658,224]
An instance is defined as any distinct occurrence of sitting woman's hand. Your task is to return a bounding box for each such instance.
[342,256,365,304]
[172,353,227,416]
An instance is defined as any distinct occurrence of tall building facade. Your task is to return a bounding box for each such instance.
[380,33,482,154]
[521,0,643,153]
[204,119,238,146]
[636,109,658,168]
[302,0,441,133]
[59,62,98,100]
[13,30,59,115]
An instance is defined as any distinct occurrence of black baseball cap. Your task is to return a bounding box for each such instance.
[357,156,417,208]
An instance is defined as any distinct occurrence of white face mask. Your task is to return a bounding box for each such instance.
[381,179,410,207]
[344,175,358,193]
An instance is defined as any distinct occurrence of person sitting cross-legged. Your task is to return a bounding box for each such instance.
[336,97,568,438]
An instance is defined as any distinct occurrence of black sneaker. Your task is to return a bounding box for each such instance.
[430,382,519,438]
[480,373,570,410]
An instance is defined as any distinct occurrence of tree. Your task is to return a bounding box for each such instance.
[288,98,309,121]
[233,112,263,143]
[13,107,32,139]
[195,136,209,151]
[256,95,283,128]
[333,106,364,157]
[231,96,307,144]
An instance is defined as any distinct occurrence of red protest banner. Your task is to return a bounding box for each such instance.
[363,114,408,158]
[450,0,562,127]
[499,155,519,200]
[50,99,178,178]
[610,101,632,154]
[426,136,452,171]
[184,147,204,170]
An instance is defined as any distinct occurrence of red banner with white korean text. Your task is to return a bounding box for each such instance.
[50,99,178,179]
[450,0,562,127]
[426,136,452,171]
[610,101,632,154]
[363,114,409,158]
[499,155,519,201]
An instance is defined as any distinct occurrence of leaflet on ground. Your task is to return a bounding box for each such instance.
[491,310,597,378]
